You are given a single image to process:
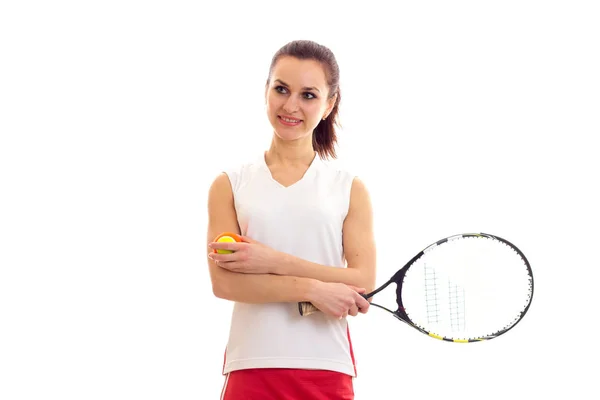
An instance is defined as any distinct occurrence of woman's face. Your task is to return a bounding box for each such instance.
[265,56,336,142]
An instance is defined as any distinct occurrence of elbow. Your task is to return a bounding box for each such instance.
[212,281,229,300]
[209,263,232,300]
[211,276,232,300]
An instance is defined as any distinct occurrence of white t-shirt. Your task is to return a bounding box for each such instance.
[221,152,358,377]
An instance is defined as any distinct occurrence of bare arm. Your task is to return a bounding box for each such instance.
[275,177,377,294]
[207,173,319,303]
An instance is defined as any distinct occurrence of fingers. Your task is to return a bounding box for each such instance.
[347,285,366,294]
[341,294,368,319]
[312,282,371,319]
[239,235,257,244]
[208,242,240,251]
[211,259,244,272]
[208,241,243,253]
[354,292,370,314]
[339,302,365,319]
[207,252,238,263]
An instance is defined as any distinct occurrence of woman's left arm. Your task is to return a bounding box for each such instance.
[280,177,376,292]
[210,177,377,293]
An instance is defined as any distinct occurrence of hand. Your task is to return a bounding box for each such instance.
[307,281,370,319]
[208,236,279,274]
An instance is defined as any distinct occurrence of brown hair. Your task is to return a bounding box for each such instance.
[267,40,341,160]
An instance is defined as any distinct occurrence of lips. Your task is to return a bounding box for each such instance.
[278,115,302,126]
[279,115,301,122]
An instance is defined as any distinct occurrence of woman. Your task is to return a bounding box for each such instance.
[207,40,376,400]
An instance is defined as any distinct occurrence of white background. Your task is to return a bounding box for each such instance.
[1,1,599,399]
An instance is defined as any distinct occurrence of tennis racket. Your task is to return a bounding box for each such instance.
[298,233,534,342]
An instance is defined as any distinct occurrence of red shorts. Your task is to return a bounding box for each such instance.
[220,368,354,400]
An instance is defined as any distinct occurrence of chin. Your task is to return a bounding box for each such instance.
[270,120,311,141]
[273,129,307,141]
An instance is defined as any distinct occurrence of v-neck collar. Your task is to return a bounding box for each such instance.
[260,151,320,189]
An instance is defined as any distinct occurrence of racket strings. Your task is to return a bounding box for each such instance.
[423,265,466,330]
[448,281,465,331]
[402,236,533,341]
[424,263,440,324]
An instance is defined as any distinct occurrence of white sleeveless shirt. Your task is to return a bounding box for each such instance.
[221,152,358,377]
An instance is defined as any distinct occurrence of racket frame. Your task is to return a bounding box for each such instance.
[299,233,534,343]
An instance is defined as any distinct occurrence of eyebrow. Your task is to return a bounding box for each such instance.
[274,79,321,93]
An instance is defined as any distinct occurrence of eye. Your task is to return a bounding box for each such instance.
[275,86,288,94]
[303,92,317,100]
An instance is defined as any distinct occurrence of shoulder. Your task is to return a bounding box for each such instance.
[209,172,232,191]
[208,173,233,204]
[207,159,259,208]
[350,176,369,196]
[316,158,372,216]
[317,157,356,186]
[344,177,373,230]
[349,177,372,211]
[317,158,372,194]
[321,160,371,203]
[215,155,265,192]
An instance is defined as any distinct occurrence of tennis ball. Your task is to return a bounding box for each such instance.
[212,232,242,254]
[216,235,236,254]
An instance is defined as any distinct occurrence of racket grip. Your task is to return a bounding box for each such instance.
[298,302,319,316]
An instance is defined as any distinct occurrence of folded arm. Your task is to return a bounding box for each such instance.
[207,173,319,303]
[207,173,375,317]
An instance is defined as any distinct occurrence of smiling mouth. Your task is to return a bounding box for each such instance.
[278,116,302,124]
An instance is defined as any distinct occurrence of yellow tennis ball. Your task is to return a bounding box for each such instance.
[216,235,235,254]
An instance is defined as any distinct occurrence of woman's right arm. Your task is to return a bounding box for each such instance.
[208,173,314,302]
[207,173,315,303]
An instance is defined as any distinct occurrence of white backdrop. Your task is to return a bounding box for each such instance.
[1,1,599,399]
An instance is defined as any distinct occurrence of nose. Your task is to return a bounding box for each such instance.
[283,95,299,114]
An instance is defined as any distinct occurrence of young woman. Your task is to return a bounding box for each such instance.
[207,40,377,400]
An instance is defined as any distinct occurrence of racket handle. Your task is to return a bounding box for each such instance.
[298,302,319,316]
[299,292,371,316]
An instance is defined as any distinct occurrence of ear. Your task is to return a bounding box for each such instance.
[324,92,338,117]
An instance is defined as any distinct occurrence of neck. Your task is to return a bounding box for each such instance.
[265,134,316,167]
